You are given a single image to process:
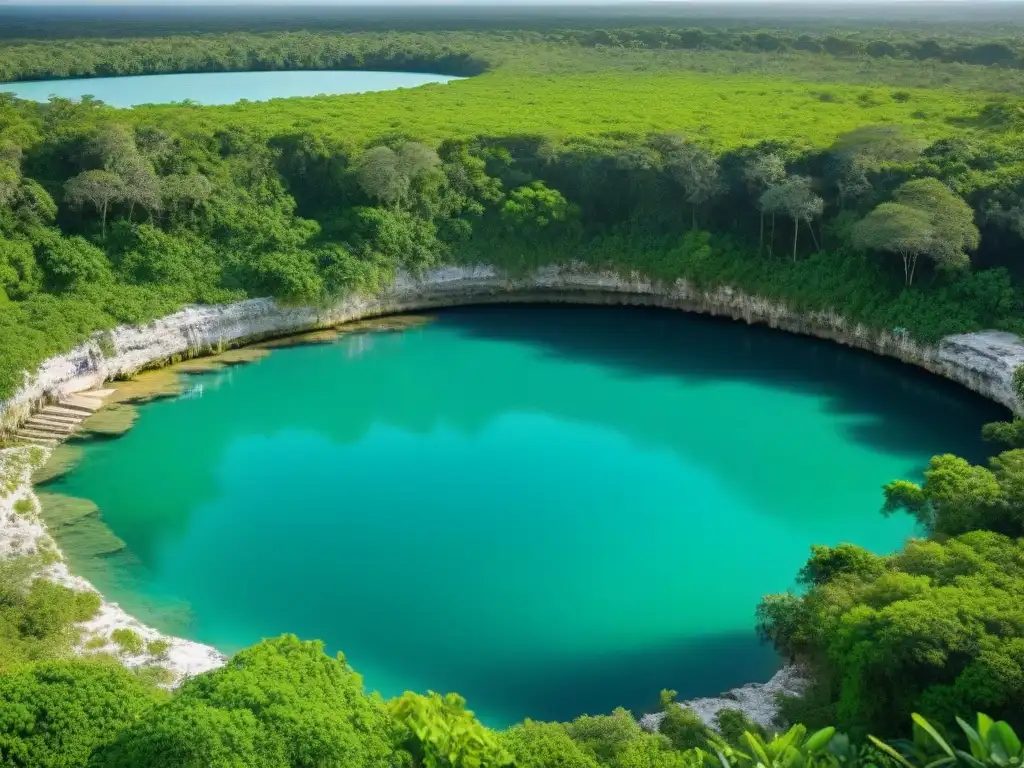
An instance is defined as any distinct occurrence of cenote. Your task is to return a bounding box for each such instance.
[0,70,461,107]
[44,305,1005,726]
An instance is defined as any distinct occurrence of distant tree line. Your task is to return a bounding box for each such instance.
[4,26,1024,87]
[0,32,487,83]
[552,27,1024,69]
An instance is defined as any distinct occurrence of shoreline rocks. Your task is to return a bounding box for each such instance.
[639,665,811,733]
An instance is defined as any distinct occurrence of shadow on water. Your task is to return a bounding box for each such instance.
[438,304,1007,466]
[394,629,779,727]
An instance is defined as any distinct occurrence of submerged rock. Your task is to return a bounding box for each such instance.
[339,314,435,334]
[37,492,126,558]
[257,329,341,349]
[78,404,139,438]
[108,369,184,405]
[173,346,271,374]
[32,444,84,485]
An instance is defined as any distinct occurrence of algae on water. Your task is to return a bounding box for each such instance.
[257,329,341,349]
[255,315,434,350]
[340,315,434,335]
[173,346,270,374]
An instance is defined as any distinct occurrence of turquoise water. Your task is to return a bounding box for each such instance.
[0,70,460,107]
[48,306,1004,725]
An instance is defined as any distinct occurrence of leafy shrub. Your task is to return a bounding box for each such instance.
[111,628,145,655]
[146,638,171,660]
[0,659,163,768]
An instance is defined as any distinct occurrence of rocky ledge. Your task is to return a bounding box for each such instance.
[639,665,810,733]
[2,265,1022,433]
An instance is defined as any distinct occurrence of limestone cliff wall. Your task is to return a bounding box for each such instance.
[2,264,1022,431]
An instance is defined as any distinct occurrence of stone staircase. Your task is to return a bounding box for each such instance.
[13,390,114,447]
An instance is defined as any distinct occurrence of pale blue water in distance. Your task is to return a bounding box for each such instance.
[46,306,1005,726]
[0,70,460,107]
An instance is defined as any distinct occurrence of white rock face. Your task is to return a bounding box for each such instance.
[639,665,810,733]
[935,331,1024,411]
[3,264,1020,429]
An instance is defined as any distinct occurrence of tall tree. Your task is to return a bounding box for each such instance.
[161,172,213,214]
[356,142,441,209]
[0,660,162,768]
[97,636,397,768]
[653,135,724,228]
[120,156,162,221]
[851,202,934,285]
[895,177,979,266]
[853,178,979,285]
[90,124,138,174]
[758,532,1024,735]
[760,176,824,261]
[828,125,925,208]
[743,152,786,254]
[64,170,125,238]
[0,160,19,209]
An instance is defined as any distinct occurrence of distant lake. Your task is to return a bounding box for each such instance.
[0,70,462,107]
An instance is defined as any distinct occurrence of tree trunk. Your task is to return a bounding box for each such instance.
[792,216,799,262]
[769,213,776,257]
[691,206,697,231]
[758,211,764,254]
[100,201,108,239]
[908,254,918,286]
[807,219,821,252]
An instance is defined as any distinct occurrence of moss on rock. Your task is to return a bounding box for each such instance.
[32,445,85,485]
[108,370,184,405]
[38,493,126,558]
[78,404,139,439]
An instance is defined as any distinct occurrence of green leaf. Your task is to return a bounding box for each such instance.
[776,724,807,755]
[779,745,803,768]
[978,714,996,742]
[805,727,836,755]
[745,732,773,766]
[868,735,916,768]
[958,717,987,761]
[993,722,1022,759]
[954,749,988,768]
[913,713,955,757]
